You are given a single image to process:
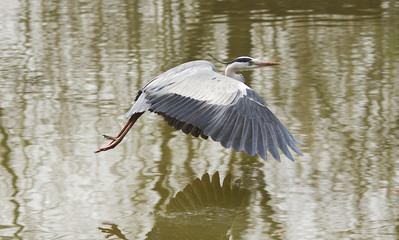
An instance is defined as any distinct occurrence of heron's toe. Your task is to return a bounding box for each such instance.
[102,135,117,141]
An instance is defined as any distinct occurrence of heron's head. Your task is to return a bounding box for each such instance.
[208,54,281,82]
[208,54,281,71]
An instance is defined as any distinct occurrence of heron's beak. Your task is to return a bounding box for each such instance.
[255,61,281,67]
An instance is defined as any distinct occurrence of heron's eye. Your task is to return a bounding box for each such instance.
[248,61,254,65]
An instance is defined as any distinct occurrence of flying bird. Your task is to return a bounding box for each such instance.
[95,54,303,161]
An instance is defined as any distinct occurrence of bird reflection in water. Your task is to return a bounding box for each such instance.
[98,172,249,240]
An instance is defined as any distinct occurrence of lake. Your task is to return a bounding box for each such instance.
[0,0,398,239]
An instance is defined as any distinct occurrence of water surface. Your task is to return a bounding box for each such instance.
[0,0,398,239]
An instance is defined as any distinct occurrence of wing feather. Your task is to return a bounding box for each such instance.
[239,117,250,152]
[244,120,255,156]
[206,107,234,138]
[191,105,221,128]
[151,93,186,114]
[219,113,240,148]
[230,115,245,151]
[265,123,280,161]
[258,125,268,161]
[167,97,199,118]
[215,109,238,143]
[275,126,294,161]
[250,119,259,157]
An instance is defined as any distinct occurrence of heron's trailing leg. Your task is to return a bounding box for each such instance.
[95,112,144,153]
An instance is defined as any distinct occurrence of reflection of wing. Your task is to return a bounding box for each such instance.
[127,60,302,161]
[166,172,248,212]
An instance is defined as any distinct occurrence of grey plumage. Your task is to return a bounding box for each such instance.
[97,58,303,161]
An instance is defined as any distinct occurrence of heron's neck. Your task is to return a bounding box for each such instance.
[225,65,245,82]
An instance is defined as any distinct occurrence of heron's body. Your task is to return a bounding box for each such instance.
[96,57,303,161]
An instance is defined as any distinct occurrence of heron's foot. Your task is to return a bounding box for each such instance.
[102,134,117,141]
[95,136,121,153]
[95,141,117,153]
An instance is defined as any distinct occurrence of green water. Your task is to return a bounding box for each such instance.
[0,0,398,239]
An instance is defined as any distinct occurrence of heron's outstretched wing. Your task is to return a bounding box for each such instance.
[130,60,302,161]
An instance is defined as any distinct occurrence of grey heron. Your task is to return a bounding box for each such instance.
[95,55,303,161]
